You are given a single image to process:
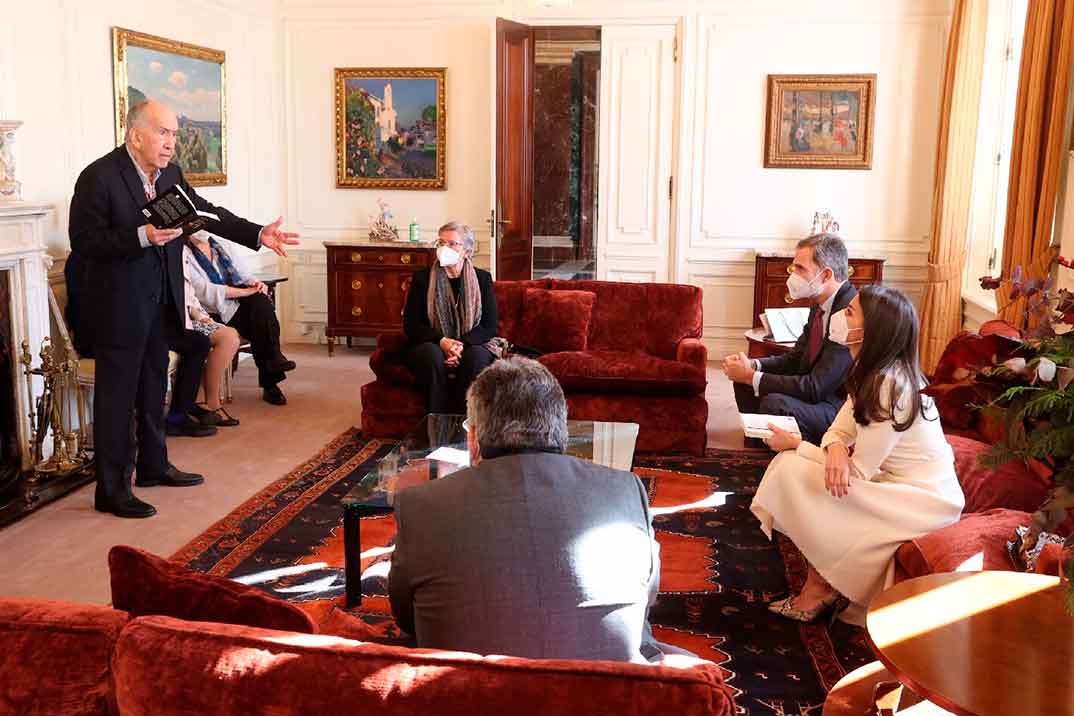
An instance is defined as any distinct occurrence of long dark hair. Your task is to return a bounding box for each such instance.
[846,285,929,431]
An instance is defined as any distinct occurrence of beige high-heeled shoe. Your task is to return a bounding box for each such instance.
[769,591,849,625]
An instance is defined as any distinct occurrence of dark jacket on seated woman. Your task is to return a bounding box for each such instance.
[403,260,498,414]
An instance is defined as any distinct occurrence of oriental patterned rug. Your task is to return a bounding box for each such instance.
[173,429,872,716]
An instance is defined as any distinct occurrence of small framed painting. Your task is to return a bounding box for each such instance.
[764,74,876,170]
[335,67,446,190]
[112,27,227,186]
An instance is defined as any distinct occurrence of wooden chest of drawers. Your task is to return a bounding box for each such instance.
[752,253,886,328]
[324,243,436,355]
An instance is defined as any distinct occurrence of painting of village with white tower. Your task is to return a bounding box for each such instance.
[335,68,446,189]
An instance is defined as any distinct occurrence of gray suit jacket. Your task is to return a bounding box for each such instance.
[388,451,661,663]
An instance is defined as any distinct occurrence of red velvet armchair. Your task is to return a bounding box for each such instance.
[361,279,709,455]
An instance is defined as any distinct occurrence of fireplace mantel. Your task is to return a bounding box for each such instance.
[0,201,54,469]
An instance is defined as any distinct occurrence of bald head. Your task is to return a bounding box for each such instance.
[125,99,178,173]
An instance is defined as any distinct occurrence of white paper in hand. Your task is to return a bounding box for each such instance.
[741,413,801,439]
[426,446,471,467]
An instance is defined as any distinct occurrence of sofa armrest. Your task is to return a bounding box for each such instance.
[676,338,708,371]
[376,332,408,353]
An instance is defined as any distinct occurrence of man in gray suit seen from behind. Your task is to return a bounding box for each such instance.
[388,357,667,663]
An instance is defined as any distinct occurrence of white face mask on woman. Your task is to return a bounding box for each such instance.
[786,270,823,300]
[828,308,864,346]
[437,245,462,267]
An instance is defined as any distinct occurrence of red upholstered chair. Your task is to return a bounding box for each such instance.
[362,279,709,455]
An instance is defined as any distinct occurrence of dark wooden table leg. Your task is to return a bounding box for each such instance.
[343,505,361,609]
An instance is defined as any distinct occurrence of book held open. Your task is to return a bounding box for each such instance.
[741,413,801,440]
[141,184,219,235]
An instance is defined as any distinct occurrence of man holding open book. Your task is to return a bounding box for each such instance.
[68,99,298,518]
[721,233,856,445]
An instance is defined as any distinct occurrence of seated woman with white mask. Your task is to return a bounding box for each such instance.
[751,285,965,626]
[403,221,500,414]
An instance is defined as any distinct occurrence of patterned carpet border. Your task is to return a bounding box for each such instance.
[170,428,386,570]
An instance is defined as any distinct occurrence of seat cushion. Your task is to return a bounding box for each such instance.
[540,351,706,396]
[113,616,736,716]
[108,545,316,634]
[894,508,1029,579]
[370,347,417,386]
[948,434,1052,513]
[0,597,130,716]
[515,288,596,353]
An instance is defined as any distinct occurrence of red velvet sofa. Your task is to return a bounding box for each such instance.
[0,596,736,716]
[361,279,709,455]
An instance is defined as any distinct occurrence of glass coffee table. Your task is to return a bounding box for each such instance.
[342,413,640,607]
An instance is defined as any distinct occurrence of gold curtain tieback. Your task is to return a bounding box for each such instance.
[926,254,967,283]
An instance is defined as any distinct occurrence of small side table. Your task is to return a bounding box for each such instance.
[823,661,938,716]
[867,572,1073,716]
[744,328,795,360]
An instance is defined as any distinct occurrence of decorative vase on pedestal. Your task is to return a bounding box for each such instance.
[0,120,23,202]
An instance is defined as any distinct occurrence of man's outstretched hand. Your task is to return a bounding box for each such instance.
[260,217,300,257]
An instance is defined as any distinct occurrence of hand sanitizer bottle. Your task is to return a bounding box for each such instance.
[409,218,420,243]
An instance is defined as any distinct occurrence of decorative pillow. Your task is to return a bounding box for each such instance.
[947,434,1052,514]
[108,545,316,634]
[894,508,1030,579]
[514,288,596,354]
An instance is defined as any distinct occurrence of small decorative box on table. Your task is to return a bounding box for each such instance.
[323,241,436,355]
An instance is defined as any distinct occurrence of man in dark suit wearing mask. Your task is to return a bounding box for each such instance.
[722,233,857,445]
[68,99,298,518]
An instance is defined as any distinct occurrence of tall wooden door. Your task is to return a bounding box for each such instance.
[495,18,535,281]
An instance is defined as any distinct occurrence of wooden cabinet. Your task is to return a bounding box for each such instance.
[324,242,435,355]
[752,253,886,328]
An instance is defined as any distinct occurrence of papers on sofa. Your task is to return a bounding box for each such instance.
[741,414,801,439]
[761,307,810,343]
[427,446,471,467]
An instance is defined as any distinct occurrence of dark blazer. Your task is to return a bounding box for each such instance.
[388,452,661,662]
[67,146,262,350]
[757,281,857,405]
[402,265,497,346]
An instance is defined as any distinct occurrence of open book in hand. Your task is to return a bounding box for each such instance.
[140,184,219,235]
[740,413,801,440]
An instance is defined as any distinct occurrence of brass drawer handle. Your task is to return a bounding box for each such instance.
[351,279,362,290]
[784,293,794,304]
[350,252,362,262]
[401,254,411,264]
[351,307,363,317]
[847,265,856,277]
[378,282,384,289]
[378,255,384,262]
[786,265,794,275]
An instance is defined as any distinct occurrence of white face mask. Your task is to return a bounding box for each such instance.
[437,245,462,267]
[786,270,823,300]
[828,308,864,346]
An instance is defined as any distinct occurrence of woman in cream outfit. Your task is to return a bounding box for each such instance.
[752,285,964,625]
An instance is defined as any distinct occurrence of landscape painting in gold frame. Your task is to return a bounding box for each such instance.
[112,27,227,187]
[764,74,876,170]
[335,67,446,190]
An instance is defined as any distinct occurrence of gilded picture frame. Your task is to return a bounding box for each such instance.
[764,74,876,170]
[112,27,227,186]
[335,67,447,190]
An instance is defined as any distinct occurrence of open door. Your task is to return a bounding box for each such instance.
[494,18,535,281]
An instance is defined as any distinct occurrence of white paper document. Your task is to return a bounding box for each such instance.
[763,307,810,343]
[426,446,471,467]
[740,413,801,439]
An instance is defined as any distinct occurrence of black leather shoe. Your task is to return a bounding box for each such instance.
[95,495,157,518]
[262,385,287,405]
[135,464,205,488]
[166,415,218,438]
[265,358,297,374]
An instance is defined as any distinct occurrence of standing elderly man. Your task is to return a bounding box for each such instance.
[722,233,856,445]
[68,99,298,518]
[402,221,498,414]
[388,357,678,663]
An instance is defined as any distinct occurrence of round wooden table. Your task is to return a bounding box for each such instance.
[866,572,1073,716]
[744,328,795,360]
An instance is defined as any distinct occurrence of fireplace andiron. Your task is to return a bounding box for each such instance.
[18,336,89,479]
